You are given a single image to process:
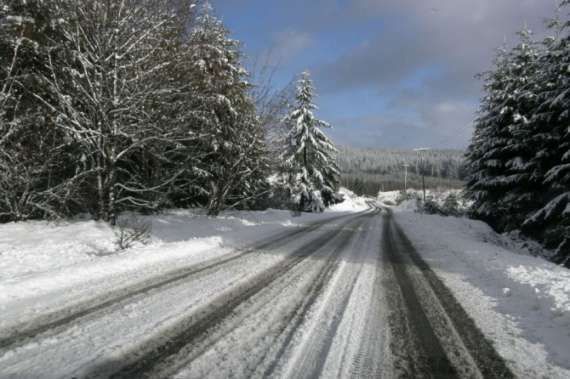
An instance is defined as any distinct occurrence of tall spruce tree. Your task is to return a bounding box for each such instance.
[466,2,570,266]
[466,47,514,228]
[500,30,543,228]
[281,71,339,212]
[466,31,543,232]
[521,9,570,264]
[188,3,269,215]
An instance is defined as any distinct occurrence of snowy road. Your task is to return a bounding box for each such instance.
[0,208,512,378]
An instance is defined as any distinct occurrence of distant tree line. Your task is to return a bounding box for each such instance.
[0,0,339,224]
[466,1,570,267]
[341,173,465,197]
[337,147,466,196]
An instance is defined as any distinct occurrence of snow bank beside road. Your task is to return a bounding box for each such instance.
[330,188,371,212]
[393,210,570,378]
[0,208,354,285]
[0,189,369,304]
[0,220,116,282]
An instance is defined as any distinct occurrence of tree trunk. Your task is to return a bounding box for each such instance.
[108,158,117,226]
[96,154,106,221]
[207,180,220,216]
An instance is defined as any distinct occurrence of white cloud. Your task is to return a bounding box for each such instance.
[270,30,314,64]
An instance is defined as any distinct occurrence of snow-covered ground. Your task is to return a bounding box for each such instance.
[0,188,368,297]
[2,188,569,378]
[389,196,570,378]
[0,190,380,378]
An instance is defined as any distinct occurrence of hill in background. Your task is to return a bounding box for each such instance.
[337,146,466,196]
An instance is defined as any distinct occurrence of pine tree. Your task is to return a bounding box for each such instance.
[493,30,543,230]
[281,71,339,212]
[188,3,269,215]
[466,30,543,232]
[466,3,570,266]
[521,9,570,264]
[466,47,514,228]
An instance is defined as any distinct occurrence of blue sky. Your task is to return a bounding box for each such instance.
[213,0,555,149]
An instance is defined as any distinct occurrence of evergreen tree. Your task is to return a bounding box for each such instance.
[188,3,269,215]
[521,9,570,264]
[466,30,542,232]
[465,47,514,228]
[281,71,339,212]
[500,30,543,229]
[466,2,570,266]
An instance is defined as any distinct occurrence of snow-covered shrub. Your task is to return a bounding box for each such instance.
[417,192,467,217]
[321,188,344,207]
[442,192,462,217]
[418,197,446,216]
[114,217,151,251]
[395,190,418,205]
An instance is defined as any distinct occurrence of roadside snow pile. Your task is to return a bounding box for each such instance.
[377,190,400,206]
[393,209,570,378]
[394,189,469,213]
[329,187,371,212]
[0,220,115,282]
[0,206,361,286]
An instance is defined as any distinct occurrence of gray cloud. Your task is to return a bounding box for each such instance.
[316,0,554,93]
[214,0,558,148]
[310,0,556,148]
[267,30,314,65]
[331,97,474,150]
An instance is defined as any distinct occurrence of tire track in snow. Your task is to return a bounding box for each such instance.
[169,215,375,379]
[280,217,373,379]
[258,215,374,379]
[383,214,456,377]
[240,210,385,379]
[0,212,357,356]
[382,210,514,378]
[79,213,371,379]
[281,211,388,379]
[348,216,388,379]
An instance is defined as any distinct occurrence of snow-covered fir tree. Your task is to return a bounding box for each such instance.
[466,3,570,266]
[281,71,339,212]
[520,10,570,264]
[187,2,269,215]
[466,30,542,231]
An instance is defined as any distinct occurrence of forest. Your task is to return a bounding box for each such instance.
[2,0,569,267]
[337,147,466,196]
[0,0,339,224]
[465,2,570,266]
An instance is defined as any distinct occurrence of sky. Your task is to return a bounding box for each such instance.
[212,0,557,150]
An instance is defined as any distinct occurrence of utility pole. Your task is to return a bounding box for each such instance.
[413,148,431,204]
[403,164,409,193]
[422,172,426,203]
